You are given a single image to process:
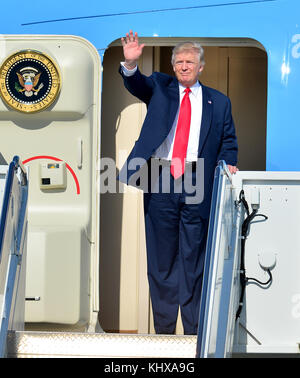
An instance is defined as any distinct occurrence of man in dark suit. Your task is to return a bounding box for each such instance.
[119,30,238,335]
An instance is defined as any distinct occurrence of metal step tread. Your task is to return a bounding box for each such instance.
[6,331,197,358]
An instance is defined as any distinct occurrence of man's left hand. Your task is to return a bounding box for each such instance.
[227,165,239,175]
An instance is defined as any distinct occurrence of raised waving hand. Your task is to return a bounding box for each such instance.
[121,30,145,70]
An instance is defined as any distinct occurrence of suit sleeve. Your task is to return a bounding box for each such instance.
[217,97,238,166]
[119,65,154,105]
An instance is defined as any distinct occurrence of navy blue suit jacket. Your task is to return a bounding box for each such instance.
[118,66,238,218]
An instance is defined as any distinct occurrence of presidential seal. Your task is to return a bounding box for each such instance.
[0,50,61,113]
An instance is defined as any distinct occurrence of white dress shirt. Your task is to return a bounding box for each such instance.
[120,62,203,162]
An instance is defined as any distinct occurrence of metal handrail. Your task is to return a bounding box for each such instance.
[196,160,233,357]
[0,156,27,263]
[0,156,28,357]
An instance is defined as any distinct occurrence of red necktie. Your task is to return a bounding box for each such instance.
[171,87,191,179]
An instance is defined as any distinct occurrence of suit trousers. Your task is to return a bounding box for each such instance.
[143,159,209,335]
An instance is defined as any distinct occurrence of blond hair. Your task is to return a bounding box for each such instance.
[171,41,205,66]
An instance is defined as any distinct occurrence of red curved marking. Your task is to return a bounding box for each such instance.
[22,155,80,195]
[64,163,80,195]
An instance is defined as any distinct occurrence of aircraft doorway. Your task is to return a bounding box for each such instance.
[99,39,267,334]
[158,45,267,171]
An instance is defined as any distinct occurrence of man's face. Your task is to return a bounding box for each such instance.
[173,50,204,87]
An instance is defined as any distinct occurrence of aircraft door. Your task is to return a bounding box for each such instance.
[0,35,101,331]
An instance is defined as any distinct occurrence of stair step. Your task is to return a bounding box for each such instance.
[6,331,197,358]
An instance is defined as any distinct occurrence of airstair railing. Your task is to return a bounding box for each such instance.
[0,156,28,357]
[196,160,239,357]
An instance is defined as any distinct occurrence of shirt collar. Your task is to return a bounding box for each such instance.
[179,81,201,96]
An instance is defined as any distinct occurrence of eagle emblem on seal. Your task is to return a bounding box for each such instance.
[0,50,61,113]
[15,67,44,97]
